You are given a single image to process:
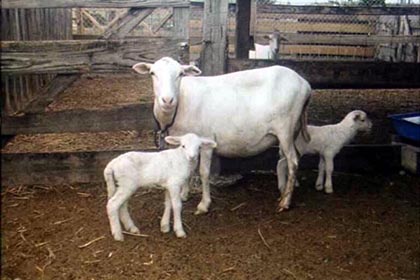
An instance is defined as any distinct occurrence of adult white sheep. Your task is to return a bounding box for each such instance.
[132,57,312,213]
[277,110,372,194]
[249,31,283,59]
[104,133,217,241]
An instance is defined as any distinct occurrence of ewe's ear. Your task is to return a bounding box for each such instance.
[200,138,217,149]
[132,62,152,74]
[164,136,181,146]
[263,34,270,40]
[182,65,202,76]
[353,112,363,121]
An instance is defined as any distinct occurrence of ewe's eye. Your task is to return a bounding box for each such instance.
[182,145,185,148]
[150,71,155,76]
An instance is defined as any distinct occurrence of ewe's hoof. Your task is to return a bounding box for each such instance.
[277,198,290,212]
[160,224,170,233]
[315,184,323,191]
[324,187,334,194]
[181,194,189,202]
[194,208,208,215]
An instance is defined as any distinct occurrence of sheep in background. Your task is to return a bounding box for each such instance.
[104,133,217,241]
[249,31,284,60]
[278,110,372,194]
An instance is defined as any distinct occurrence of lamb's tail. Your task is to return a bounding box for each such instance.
[104,167,117,199]
[300,95,311,143]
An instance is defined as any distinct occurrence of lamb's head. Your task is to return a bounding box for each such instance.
[165,133,217,161]
[346,110,372,132]
[132,57,201,113]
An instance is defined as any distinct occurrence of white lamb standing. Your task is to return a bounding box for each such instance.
[104,133,217,241]
[278,110,372,194]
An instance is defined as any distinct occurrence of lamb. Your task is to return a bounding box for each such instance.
[278,110,372,194]
[104,133,217,241]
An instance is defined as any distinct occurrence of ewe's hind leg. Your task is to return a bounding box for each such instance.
[119,202,139,234]
[107,187,136,241]
[315,156,325,191]
[324,154,335,194]
[195,148,213,215]
[160,190,172,233]
[276,133,299,211]
[180,182,190,202]
[276,150,288,194]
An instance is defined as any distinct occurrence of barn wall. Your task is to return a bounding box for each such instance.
[1,8,72,116]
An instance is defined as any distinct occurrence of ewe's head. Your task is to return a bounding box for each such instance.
[165,133,217,161]
[132,57,201,113]
[346,110,372,132]
[263,31,283,57]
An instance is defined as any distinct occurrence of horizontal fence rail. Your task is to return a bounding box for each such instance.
[2,0,190,9]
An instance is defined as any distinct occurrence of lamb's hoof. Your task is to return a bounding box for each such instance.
[315,184,323,191]
[194,208,208,215]
[112,232,124,242]
[181,194,189,202]
[160,224,170,233]
[128,225,140,234]
[175,230,187,238]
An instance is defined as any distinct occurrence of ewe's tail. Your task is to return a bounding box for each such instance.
[300,95,311,143]
[104,167,117,199]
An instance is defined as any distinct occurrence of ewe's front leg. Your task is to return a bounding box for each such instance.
[168,185,186,238]
[195,148,213,215]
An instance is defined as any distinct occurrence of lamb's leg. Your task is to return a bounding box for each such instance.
[315,156,325,191]
[160,190,172,233]
[168,185,186,238]
[107,187,136,241]
[324,155,334,194]
[119,201,139,234]
[180,182,190,202]
[195,148,213,215]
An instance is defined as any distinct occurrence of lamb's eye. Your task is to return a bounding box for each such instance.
[150,71,155,76]
[182,145,185,148]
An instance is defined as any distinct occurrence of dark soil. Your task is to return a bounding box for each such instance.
[2,172,419,280]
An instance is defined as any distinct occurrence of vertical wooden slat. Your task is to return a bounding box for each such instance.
[200,0,229,75]
[235,0,252,59]
[4,77,13,115]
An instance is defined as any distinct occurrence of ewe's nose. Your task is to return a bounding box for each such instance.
[161,97,174,105]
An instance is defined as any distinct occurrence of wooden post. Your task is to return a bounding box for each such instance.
[199,0,229,76]
[235,0,252,59]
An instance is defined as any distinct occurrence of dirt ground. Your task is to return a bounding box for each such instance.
[2,172,419,280]
[1,74,420,279]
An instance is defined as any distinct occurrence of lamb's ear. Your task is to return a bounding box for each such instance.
[132,62,152,74]
[164,136,181,146]
[263,34,270,40]
[182,65,202,76]
[200,138,217,149]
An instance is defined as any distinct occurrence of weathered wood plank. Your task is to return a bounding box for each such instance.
[2,0,190,9]
[24,74,80,113]
[1,145,402,186]
[1,103,154,135]
[102,8,154,39]
[173,7,189,39]
[200,0,229,75]
[1,38,184,74]
[228,58,420,89]
[257,5,420,15]
[256,33,420,45]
